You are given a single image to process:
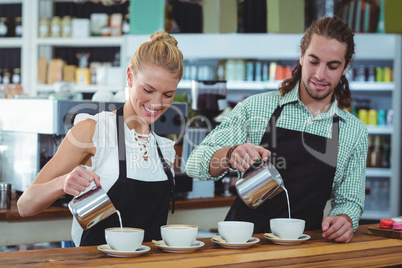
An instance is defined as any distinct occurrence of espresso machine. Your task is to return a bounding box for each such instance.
[0,99,188,196]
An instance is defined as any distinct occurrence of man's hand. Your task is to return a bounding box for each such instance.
[322,214,353,243]
[228,143,271,172]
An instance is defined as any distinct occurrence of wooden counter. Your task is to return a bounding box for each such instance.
[1,224,401,267]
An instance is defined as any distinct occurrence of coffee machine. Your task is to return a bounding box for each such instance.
[0,99,188,193]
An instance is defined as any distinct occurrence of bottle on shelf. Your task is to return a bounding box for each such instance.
[51,16,62,37]
[255,61,262,82]
[371,179,381,211]
[61,16,72,38]
[122,13,130,35]
[216,60,225,81]
[262,62,269,81]
[364,178,373,210]
[12,68,21,84]
[2,69,11,85]
[14,17,22,37]
[0,17,9,37]
[379,180,390,211]
[366,135,373,167]
[368,109,377,125]
[381,140,391,168]
[39,17,50,38]
[370,135,382,168]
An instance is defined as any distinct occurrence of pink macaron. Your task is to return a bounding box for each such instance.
[393,221,402,230]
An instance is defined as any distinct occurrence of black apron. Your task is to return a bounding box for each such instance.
[225,104,339,232]
[80,105,175,246]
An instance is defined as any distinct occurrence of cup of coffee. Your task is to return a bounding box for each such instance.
[161,224,198,247]
[218,221,254,243]
[105,227,144,251]
[270,218,305,240]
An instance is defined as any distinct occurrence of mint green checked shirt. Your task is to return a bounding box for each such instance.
[186,84,368,231]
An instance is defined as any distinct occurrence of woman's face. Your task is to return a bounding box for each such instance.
[126,64,180,127]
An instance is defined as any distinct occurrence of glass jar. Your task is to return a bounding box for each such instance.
[39,17,50,37]
[61,16,72,37]
[14,17,22,37]
[2,69,11,84]
[51,16,61,37]
[0,17,9,37]
[122,14,130,35]
[12,68,21,84]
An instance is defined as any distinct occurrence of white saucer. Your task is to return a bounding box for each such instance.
[153,240,205,253]
[264,233,311,245]
[97,244,150,257]
[211,237,260,249]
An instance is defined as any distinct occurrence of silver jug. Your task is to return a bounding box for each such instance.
[235,160,284,209]
[68,186,116,230]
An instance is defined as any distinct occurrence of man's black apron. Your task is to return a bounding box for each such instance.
[225,104,339,232]
[80,105,175,246]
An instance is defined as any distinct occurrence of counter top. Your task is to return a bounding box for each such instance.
[0,196,236,221]
[1,224,401,267]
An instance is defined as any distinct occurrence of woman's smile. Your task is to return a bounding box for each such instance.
[143,105,160,115]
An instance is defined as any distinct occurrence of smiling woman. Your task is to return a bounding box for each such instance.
[17,31,184,247]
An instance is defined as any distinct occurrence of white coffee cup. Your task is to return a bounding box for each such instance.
[161,224,198,247]
[105,227,144,251]
[270,218,305,240]
[218,221,254,243]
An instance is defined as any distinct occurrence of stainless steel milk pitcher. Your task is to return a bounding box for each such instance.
[235,159,284,209]
[68,186,116,230]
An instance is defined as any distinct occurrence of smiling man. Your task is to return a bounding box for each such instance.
[186,16,368,243]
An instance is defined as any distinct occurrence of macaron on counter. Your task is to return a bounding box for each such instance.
[379,217,402,230]
[393,222,402,230]
[379,219,395,229]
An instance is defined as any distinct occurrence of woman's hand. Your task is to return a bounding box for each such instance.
[228,143,271,172]
[64,166,101,196]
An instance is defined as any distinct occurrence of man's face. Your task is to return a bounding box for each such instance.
[299,34,348,105]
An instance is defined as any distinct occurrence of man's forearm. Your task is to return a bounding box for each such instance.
[209,147,231,177]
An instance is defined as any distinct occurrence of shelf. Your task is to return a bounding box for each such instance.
[367,126,393,135]
[366,168,392,177]
[178,80,393,92]
[0,0,23,3]
[0,38,23,48]
[36,37,124,47]
[350,82,394,91]
[35,84,122,93]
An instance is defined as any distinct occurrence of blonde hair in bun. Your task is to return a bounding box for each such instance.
[130,31,183,79]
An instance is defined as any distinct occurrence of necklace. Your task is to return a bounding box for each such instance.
[134,131,151,161]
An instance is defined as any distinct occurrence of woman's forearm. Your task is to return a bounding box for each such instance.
[17,175,66,217]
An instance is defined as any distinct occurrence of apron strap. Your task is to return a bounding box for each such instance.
[116,105,127,178]
[153,129,176,214]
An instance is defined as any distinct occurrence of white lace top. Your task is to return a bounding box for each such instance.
[70,111,176,246]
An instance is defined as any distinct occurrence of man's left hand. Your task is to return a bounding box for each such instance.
[322,215,353,243]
